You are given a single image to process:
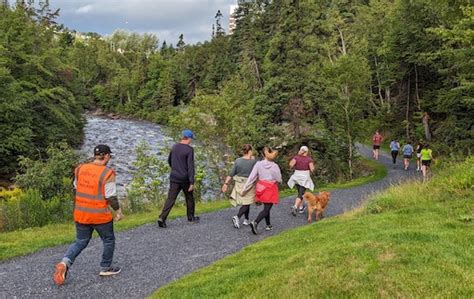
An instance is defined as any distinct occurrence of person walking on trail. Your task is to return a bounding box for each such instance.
[53,145,123,286]
[420,144,434,180]
[372,130,383,160]
[287,145,315,216]
[402,141,414,171]
[241,147,282,235]
[157,129,199,228]
[390,139,401,165]
[222,144,257,229]
[415,140,424,171]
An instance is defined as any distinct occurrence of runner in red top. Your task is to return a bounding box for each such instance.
[372,130,383,160]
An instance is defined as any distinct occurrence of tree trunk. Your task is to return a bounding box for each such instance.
[415,65,421,111]
[293,119,301,139]
[406,73,411,140]
[343,84,353,179]
[385,87,391,111]
[346,112,353,180]
[251,56,263,90]
[187,77,196,100]
[374,56,384,106]
[338,28,347,56]
[422,112,432,141]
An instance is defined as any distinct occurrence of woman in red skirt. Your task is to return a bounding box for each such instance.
[241,147,282,234]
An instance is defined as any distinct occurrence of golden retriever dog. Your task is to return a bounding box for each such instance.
[303,191,331,223]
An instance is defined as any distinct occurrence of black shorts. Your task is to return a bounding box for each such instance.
[404,154,412,159]
[296,184,306,199]
[421,160,431,166]
[373,145,380,150]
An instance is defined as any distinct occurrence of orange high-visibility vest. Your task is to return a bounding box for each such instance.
[73,163,115,224]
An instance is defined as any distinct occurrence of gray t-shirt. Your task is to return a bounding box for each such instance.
[229,157,257,178]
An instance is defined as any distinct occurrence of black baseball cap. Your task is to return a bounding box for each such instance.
[93,144,112,156]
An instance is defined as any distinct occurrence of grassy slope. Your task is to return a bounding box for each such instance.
[153,158,473,298]
[1,158,385,262]
[0,200,230,262]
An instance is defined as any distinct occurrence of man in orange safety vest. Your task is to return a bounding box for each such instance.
[53,144,123,286]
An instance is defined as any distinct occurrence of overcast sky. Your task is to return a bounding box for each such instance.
[49,0,237,44]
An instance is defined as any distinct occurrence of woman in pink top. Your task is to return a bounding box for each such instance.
[287,146,315,216]
[372,130,383,160]
[241,147,282,235]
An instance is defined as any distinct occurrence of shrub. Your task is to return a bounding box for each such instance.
[0,142,77,231]
[15,142,78,200]
[0,189,73,232]
[126,141,169,213]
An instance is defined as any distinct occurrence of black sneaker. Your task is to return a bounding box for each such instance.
[188,216,200,223]
[157,219,167,228]
[99,266,121,276]
[298,206,306,214]
[291,206,297,216]
[250,221,258,235]
[265,225,273,231]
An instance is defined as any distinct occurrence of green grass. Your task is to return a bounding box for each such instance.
[280,157,387,198]
[0,200,230,262]
[152,157,474,298]
[320,158,387,190]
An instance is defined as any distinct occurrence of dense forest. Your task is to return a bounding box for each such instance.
[0,0,472,182]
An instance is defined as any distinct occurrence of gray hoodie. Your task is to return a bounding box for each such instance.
[242,160,282,193]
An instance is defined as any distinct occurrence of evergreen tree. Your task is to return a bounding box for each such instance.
[177,33,185,51]
[214,10,225,38]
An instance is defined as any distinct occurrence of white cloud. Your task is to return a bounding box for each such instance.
[75,4,93,14]
[52,0,237,43]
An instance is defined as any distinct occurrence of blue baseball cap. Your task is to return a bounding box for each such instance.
[182,129,195,139]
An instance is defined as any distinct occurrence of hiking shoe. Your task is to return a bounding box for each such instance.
[242,219,250,226]
[250,221,258,235]
[99,266,121,276]
[232,216,240,229]
[291,206,296,216]
[298,206,306,214]
[157,219,167,228]
[53,262,68,286]
[188,216,200,223]
[265,225,273,231]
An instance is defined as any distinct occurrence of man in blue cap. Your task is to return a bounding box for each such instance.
[157,129,199,228]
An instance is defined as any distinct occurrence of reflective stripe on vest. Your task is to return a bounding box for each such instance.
[75,206,110,214]
[73,163,114,224]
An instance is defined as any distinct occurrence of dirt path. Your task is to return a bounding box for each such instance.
[0,145,417,298]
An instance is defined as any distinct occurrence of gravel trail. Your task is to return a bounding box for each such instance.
[0,145,418,298]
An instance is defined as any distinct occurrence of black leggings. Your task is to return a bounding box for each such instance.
[391,151,398,164]
[255,203,272,226]
[296,184,306,199]
[237,204,250,220]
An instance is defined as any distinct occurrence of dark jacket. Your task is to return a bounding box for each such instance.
[168,143,195,184]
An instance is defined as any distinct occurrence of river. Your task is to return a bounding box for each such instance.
[80,115,220,200]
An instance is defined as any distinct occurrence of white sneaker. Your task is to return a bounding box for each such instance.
[242,219,249,226]
[232,216,240,229]
[99,266,121,276]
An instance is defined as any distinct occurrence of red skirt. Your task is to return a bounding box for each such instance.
[255,180,279,204]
